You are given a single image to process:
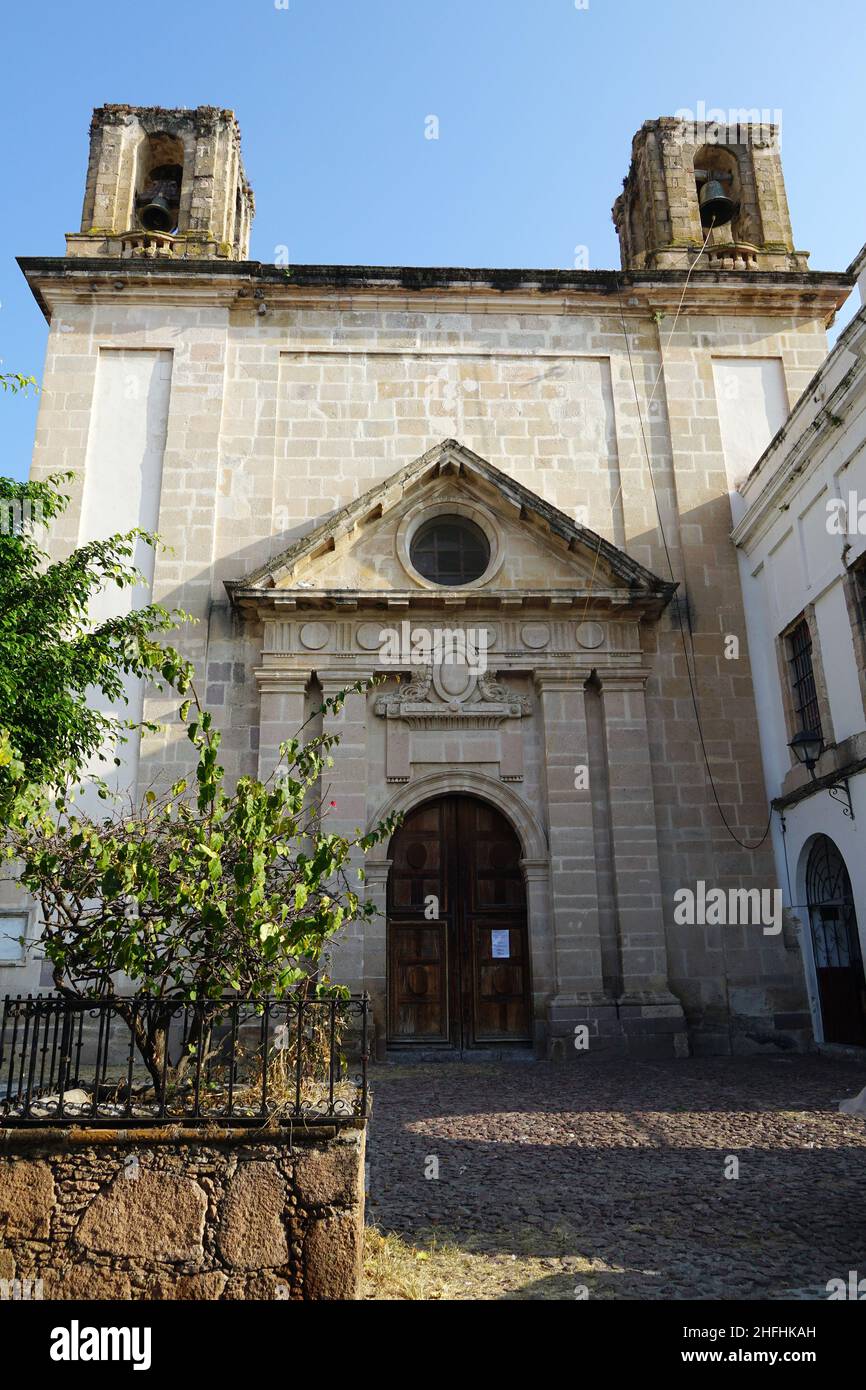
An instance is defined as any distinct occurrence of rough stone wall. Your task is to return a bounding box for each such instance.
[613,118,806,272]
[69,105,254,260]
[0,1124,365,1300]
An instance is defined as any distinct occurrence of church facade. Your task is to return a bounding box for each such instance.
[6,105,854,1056]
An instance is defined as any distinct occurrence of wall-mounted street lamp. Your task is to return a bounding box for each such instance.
[788,730,855,820]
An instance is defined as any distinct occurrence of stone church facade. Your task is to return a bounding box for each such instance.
[8,105,854,1057]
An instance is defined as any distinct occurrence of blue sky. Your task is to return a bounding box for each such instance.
[2,0,863,479]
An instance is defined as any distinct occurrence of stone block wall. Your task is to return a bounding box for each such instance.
[12,258,848,1046]
[0,1123,365,1301]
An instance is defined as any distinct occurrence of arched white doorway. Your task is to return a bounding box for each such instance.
[803,834,866,1046]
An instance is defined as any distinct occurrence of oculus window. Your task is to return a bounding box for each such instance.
[410,516,490,587]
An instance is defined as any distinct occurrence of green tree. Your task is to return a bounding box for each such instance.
[0,470,193,817]
[5,683,398,1092]
[0,373,38,395]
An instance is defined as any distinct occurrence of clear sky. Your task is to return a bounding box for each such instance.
[2,0,863,479]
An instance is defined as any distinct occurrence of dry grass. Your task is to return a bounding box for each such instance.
[363,1228,469,1300]
[363,1226,603,1301]
[228,1019,362,1121]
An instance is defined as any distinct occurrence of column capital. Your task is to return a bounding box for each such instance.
[254,668,309,696]
[597,669,653,692]
[363,860,393,886]
[318,668,375,694]
[533,667,590,692]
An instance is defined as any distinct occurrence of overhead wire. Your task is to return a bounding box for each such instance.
[583,216,773,850]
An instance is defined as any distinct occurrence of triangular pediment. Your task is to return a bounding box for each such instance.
[226,440,675,614]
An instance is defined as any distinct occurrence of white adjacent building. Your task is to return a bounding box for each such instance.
[734,245,866,1047]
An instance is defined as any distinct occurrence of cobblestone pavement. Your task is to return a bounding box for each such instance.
[366,1055,866,1300]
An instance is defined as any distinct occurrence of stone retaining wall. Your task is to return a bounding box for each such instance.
[0,1122,365,1300]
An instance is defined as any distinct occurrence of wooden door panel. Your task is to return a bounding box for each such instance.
[388,922,449,1041]
[388,801,449,914]
[460,804,524,910]
[456,796,530,1044]
[470,918,532,1041]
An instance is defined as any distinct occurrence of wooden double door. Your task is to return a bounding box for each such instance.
[387,795,532,1048]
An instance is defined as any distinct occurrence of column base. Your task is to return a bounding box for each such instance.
[545,991,689,1059]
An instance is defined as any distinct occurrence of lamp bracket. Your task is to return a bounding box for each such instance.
[827,777,855,820]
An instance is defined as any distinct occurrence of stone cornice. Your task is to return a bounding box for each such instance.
[237,588,668,619]
[596,671,654,691]
[534,667,652,691]
[17,256,852,324]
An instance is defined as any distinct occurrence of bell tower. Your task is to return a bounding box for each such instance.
[612,116,808,273]
[67,104,255,261]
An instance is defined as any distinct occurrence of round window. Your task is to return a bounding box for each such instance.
[409,516,491,586]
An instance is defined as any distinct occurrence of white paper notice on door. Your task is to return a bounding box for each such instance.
[491,929,510,959]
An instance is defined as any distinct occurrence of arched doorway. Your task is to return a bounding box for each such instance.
[805,835,866,1046]
[387,795,532,1048]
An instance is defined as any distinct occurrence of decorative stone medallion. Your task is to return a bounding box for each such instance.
[299,622,331,651]
[520,623,550,650]
[432,660,477,705]
[355,622,385,652]
[575,620,605,650]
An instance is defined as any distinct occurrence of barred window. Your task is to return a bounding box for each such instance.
[787,618,822,740]
[410,516,490,586]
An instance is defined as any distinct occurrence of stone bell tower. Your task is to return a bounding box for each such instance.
[612,115,808,273]
[66,104,255,261]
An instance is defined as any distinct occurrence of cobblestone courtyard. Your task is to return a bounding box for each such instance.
[365,1055,866,1300]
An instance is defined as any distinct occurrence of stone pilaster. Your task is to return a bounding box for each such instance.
[598,672,684,1044]
[519,858,555,1051]
[318,671,374,997]
[254,672,308,782]
[533,669,607,1015]
[362,860,392,1059]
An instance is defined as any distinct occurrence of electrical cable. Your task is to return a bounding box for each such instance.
[594,221,774,850]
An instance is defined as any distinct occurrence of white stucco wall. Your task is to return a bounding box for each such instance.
[734,304,866,1039]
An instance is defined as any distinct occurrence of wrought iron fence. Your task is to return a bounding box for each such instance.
[0,993,369,1127]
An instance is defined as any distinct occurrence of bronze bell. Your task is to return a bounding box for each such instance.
[699,178,737,228]
[139,194,175,233]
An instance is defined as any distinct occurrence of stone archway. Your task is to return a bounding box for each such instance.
[364,771,552,1052]
[386,794,532,1048]
[366,768,549,863]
